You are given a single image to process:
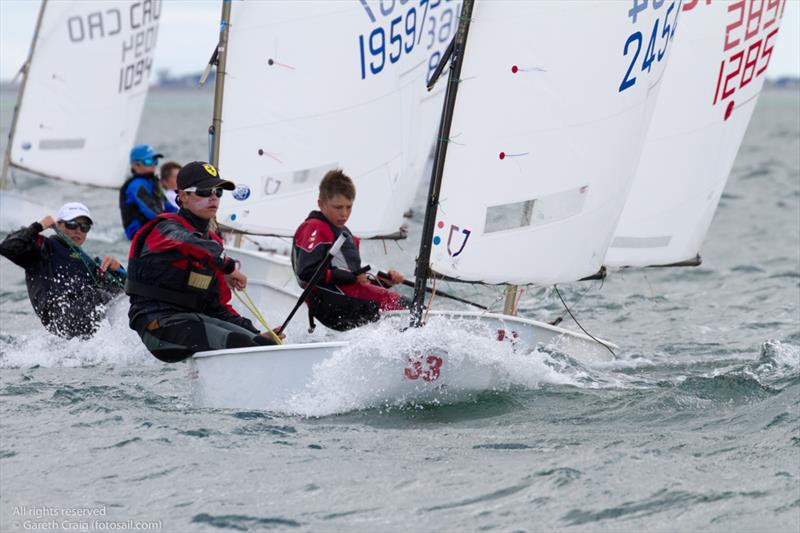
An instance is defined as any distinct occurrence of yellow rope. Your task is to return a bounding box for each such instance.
[233,288,282,345]
[513,287,524,315]
[422,275,438,324]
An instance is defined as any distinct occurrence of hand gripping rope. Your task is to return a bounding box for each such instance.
[51,226,126,291]
[232,287,283,345]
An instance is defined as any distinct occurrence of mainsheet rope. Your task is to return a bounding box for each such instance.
[422,274,438,324]
[51,226,126,290]
[232,288,282,345]
[553,284,616,357]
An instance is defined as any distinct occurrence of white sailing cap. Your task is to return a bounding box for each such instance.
[56,202,93,223]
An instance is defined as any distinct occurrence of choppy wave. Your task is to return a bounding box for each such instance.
[4,295,797,420]
[745,339,800,384]
[0,298,152,368]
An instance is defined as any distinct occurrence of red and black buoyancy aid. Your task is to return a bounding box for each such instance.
[291,211,387,331]
[126,213,239,326]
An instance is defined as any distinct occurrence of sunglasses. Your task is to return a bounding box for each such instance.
[185,187,224,198]
[60,220,92,233]
[136,158,158,166]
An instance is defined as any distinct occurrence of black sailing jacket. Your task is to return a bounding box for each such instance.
[126,211,258,334]
[0,222,124,338]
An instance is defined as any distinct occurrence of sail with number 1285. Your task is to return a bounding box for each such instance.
[428,0,677,285]
[607,0,786,267]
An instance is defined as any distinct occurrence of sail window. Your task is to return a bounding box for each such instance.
[39,139,85,150]
[257,163,338,196]
[485,199,534,233]
[610,235,672,248]
[484,186,588,234]
[291,163,336,184]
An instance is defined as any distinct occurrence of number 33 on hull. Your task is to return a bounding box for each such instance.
[189,311,617,412]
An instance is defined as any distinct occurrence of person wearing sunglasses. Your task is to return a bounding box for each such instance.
[0,202,126,339]
[118,144,178,240]
[126,161,281,363]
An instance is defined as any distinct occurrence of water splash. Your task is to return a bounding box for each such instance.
[278,316,584,417]
[742,339,800,385]
[0,298,152,368]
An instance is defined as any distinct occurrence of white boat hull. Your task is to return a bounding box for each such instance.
[190,311,616,412]
[227,246,295,290]
[395,310,617,364]
[190,339,501,413]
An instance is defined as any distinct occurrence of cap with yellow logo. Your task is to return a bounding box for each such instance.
[176,161,235,191]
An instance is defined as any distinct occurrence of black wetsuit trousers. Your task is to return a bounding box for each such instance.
[135,312,275,363]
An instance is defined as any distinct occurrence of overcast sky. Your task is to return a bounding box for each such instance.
[1,0,799,80]
[0,0,221,80]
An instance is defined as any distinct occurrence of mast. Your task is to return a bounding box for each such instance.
[207,0,236,241]
[410,0,475,327]
[502,200,534,315]
[1,0,48,189]
[209,0,232,167]
[503,286,518,315]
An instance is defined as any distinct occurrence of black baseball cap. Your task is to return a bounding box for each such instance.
[177,161,235,191]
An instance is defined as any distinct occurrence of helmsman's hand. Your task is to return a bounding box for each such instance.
[386,270,404,286]
[39,216,55,229]
[261,330,286,341]
[226,269,247,290]
[99,256,122,273]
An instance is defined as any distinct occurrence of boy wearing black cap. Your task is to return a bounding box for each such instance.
[119,144,178,240]
[126,162,279,363]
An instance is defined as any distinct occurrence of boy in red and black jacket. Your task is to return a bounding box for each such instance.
[292,169,409,331]
[126,161,278,362]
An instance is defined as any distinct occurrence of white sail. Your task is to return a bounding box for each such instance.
[430,0,676,285]
[216,0,448,238]
[395,1,460,215]
[606,0,786,267]
[7,0,160,188]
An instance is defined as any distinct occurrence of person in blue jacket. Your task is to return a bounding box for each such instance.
[119,144,177,239]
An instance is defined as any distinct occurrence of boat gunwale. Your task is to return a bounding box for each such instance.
[192,340,348,359]
[387,310,619,350]
[193,310,617,361]
[227,246,292,265]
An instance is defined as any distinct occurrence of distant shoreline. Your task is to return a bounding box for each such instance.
[0,83,214,92]
[1,76,798,92]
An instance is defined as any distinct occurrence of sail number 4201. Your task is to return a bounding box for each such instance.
[619,0,681,92]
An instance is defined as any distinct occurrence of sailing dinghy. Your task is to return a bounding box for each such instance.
[205,0,457,330]
[1,0,161,227]
[607,0,787,267]
[191,0,676,411]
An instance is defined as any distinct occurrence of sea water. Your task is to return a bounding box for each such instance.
[0,87,797,532]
